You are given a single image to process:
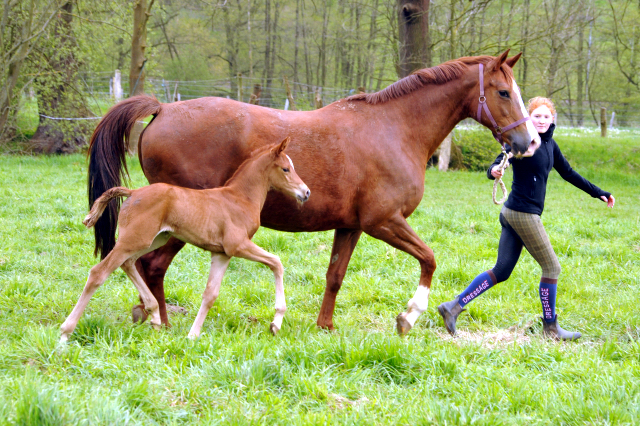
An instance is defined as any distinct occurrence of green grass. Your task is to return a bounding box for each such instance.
[0,133,639,424]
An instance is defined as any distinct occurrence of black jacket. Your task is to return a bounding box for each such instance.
[487,124,610,215]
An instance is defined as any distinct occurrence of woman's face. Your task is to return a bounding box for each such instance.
[530,105,553,133]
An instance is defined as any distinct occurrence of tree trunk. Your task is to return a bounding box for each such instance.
[397,0,431,77]
[128,0,155,155]
[576,8,585,127]
[30,2,93,154]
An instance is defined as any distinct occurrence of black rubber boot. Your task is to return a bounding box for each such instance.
[542,315,581,341]
[437,296,465,336]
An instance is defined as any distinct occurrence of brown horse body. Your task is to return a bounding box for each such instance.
[62,138,309,342]
[88,52,539,334]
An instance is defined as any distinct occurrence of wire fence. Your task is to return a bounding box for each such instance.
[68,71,640,128]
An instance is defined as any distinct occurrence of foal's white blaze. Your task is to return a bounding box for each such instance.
[285,154,295,171]
[403,285,430,327]
[511,78,541,156]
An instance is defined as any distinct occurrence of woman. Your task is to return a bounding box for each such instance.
[438,97,615,340]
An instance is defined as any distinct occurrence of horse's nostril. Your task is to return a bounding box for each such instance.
[305,189,310,197]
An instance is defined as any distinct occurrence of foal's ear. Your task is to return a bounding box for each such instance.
[505,52,523,69]
[272,137,291,157]
[489,49,510,71]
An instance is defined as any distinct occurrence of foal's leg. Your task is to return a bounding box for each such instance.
[134,237,187,326]
[60,249,133,343]
[317,229,362,330]
[234,241,286,335]
[188,253,231,339]
[363,214,436,336]
[121,259,162,330]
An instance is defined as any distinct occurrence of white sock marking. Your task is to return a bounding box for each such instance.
[404,285,430,327]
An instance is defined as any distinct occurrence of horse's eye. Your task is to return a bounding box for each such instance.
[499,90,510,99]
[283,168,290,173]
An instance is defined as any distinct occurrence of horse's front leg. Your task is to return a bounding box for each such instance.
[134,237,186,326]
[363,214,436,336]
[234,240,286,335]
[317,229,362,330]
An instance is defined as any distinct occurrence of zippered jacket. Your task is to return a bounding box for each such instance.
[487,124,611,215]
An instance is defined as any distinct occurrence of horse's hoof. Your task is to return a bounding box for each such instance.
[316,322,335,331]
[396,313,412,336]
[59,333,69,345]
[187,332,198,340]
[132,305,148,324]
[269,322,279,336]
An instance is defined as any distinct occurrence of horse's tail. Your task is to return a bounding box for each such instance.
[87,95,161,259]
[83,187,133,229]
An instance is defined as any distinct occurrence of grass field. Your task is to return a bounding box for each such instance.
[0,130,639,425]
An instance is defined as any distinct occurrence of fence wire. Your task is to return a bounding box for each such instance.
[72,72,640,128]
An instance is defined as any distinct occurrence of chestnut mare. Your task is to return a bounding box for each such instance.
[87,51,540,335]
[62,138,309,342]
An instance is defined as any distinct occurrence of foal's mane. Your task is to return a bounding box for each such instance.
[223,144,274,187]
[346,56,514,105]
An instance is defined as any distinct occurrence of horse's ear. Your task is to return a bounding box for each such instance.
[489,49,510,71]
[272,137,291,157]
[505,52,522,68]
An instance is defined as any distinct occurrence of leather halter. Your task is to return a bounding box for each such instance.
[476,63,531,145]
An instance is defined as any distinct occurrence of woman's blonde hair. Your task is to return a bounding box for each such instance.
[527,97,556,116]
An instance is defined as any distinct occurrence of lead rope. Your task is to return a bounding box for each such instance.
[492,148,509,205]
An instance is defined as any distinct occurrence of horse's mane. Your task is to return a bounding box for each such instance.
[346,56,514,105]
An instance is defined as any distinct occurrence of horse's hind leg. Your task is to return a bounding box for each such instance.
[234,241,286,335]
[134,237,187,326]
[317,229,362,330]
[362,214,436,336]
[60,249,132,343]
[188,253,231,339]
[121,259,162,330]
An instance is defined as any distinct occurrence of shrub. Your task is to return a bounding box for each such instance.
[452,127,502,171]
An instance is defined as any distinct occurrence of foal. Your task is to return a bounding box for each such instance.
[60,137,310,343]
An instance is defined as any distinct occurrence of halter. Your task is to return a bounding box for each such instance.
[476,63,531,146]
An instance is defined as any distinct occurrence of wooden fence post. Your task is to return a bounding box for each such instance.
[249,84,261,105]
[283,75,296,111]
[237,73,243,102]
[314,87,323,109]
[600,107,607,137]
[112,69,123,102]
[437,132,453,171]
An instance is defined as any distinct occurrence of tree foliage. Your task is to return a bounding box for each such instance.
[2,0,640,149]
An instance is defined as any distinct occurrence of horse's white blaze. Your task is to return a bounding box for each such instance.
[404,285,430,327]
[285,154,295,171]
[511,79,540,145]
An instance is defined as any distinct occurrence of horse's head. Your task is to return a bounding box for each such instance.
[476,50,540,157]
[267,137,310,204]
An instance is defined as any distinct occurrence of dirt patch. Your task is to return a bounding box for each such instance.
[436,324,532,349]
[327,393,370,410]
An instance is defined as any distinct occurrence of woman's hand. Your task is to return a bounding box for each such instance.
[490,166,504,179]
[600,194,615,208]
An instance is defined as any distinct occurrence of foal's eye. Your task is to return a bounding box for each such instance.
[282,168,290,173]
[498,90,510,99]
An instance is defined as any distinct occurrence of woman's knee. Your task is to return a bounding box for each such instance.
[542,260,561,280]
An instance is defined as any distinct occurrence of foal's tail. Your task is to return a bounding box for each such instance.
[83,187,133,229]
[87,95,162,259]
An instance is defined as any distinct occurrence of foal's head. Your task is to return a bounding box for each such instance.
[265,137,310,203]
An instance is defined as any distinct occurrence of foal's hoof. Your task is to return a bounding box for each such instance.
[132,304,148,324]
[396,313,412,336]
[269,322,280,336]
